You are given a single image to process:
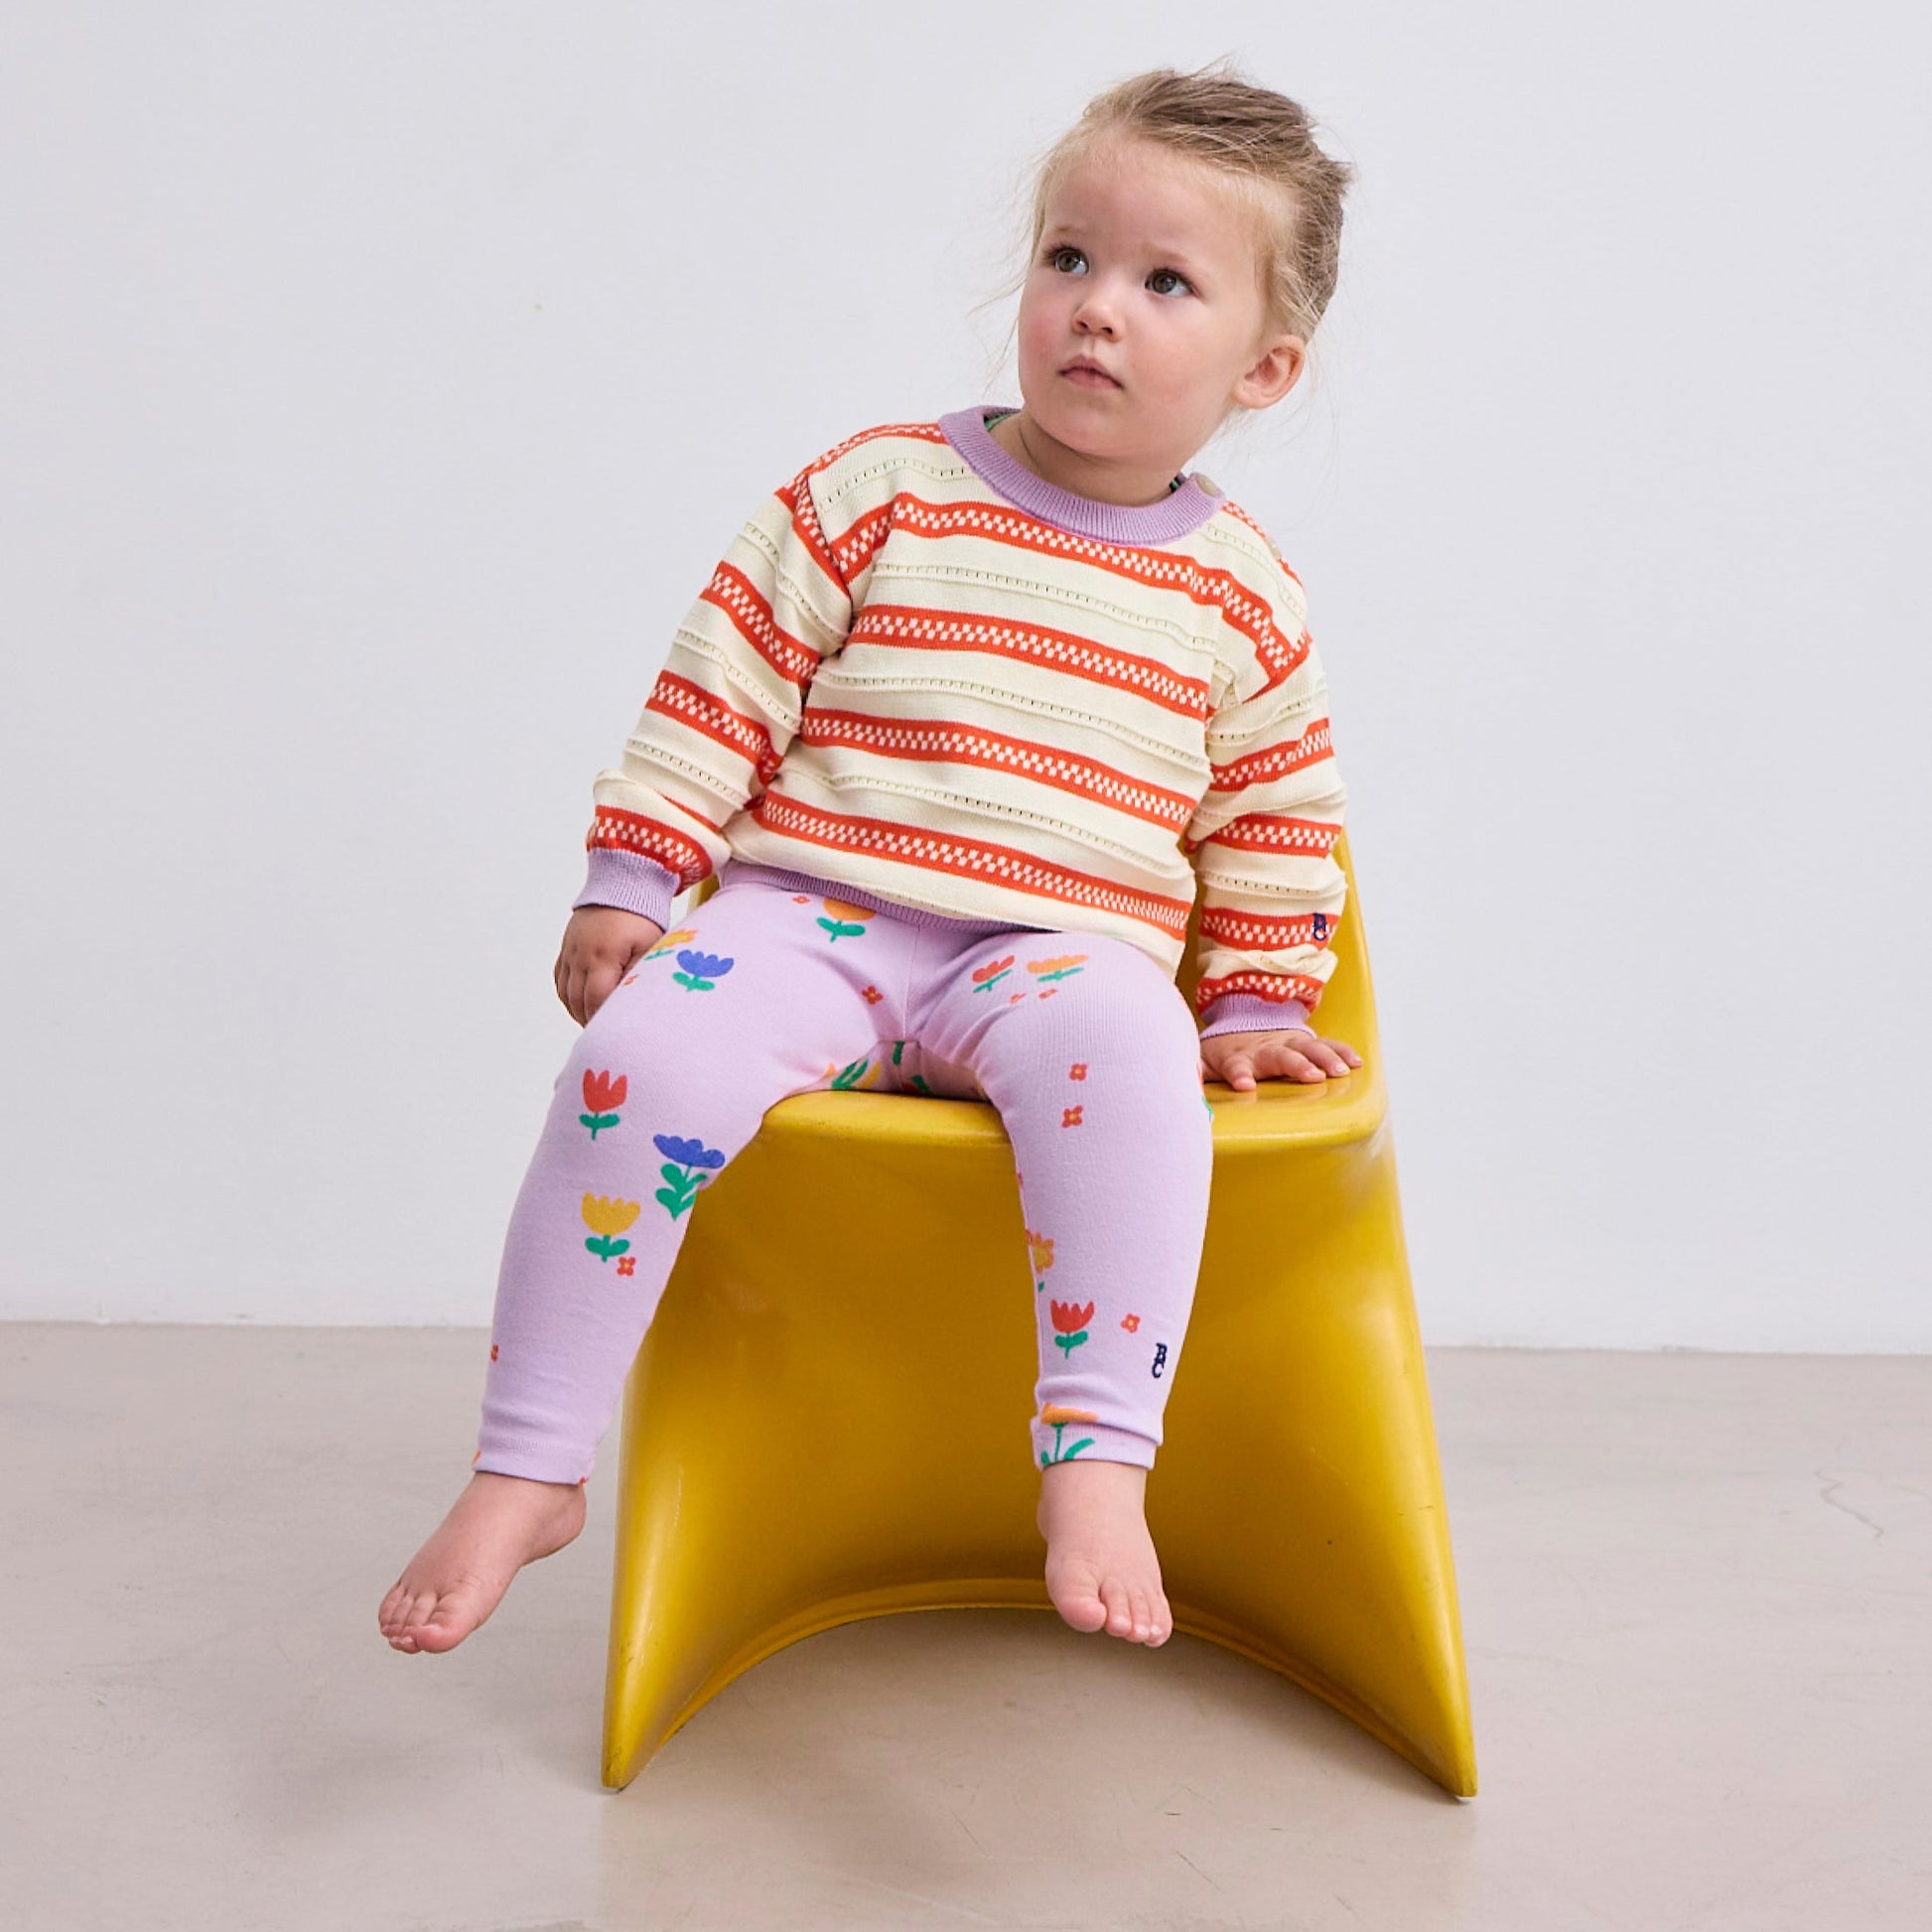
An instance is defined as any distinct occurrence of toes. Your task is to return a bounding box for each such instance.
[414,1589,484,1652]
[1100,1577,1134,1638]
[1047,1561,1109,1633]
[391,1587,441,1647]
[1128,1588,1152,1642]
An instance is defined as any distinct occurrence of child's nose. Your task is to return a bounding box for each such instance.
[1072,288,1123,336]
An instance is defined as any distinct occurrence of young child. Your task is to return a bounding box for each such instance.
[380,64,1361,1660]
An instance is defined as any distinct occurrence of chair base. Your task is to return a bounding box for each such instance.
[599,1094,1477,1800]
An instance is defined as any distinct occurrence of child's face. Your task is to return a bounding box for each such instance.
[1016,135,1305,472]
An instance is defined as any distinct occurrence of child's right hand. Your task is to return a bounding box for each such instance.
[554,906,665,1027]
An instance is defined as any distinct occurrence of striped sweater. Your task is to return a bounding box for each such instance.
[575,405,1349,1036]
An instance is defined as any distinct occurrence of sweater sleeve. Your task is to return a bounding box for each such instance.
[573,457,854,927]
[1183,550,1348,1036]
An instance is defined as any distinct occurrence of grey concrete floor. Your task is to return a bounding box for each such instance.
[4,1325,1928,1932]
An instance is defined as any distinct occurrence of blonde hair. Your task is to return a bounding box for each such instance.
[978,60,1356,420]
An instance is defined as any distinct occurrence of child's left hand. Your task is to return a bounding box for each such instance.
[1199,1029,1363,1092]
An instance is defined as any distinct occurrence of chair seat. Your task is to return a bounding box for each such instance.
[602,836,1477,1797]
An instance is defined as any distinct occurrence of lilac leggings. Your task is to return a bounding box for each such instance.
[474,861,1214,1484]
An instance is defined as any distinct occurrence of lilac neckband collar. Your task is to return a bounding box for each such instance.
[938,405,1225,545]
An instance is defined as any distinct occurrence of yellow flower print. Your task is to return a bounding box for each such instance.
[582,1193,640,1263]
[582,1194,640,1236]
[1027,954,1088,983]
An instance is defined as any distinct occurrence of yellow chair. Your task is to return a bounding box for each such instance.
[602,833,1477,1797]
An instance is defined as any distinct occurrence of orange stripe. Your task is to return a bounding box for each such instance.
[1207,718,1335,794]
[774,469,846,596]
[808,421,950,470]
[1189,814,1341,859]
[796,708,1196,829]
[1198,905,1339,950]
[748,789,1193,937]
[788,425,949,591]
[830,492,1309,689]
[847,604,1212,719]
[645,673,782,783]
[1195,969,1327,1013]
[586,808,713,890]
[697,561,820,691]
[1219,498,1306,590]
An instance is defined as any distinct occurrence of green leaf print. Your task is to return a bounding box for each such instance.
[1052,1329,1090,1358]
[816,916,867,942]
[1039,1421,1094,1466]
[585,1234,631,1262]
[830,1057,871,1091]
[580,1111,621,1139]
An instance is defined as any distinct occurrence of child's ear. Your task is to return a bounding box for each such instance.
[1233,333,1306,411]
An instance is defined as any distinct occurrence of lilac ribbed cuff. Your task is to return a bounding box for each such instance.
[938,406,1226,544]
[573,848,682,930]
[1196,993,1313,1039]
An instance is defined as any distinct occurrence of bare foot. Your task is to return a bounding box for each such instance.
[1036,1459,1172,1646]
[378,1470,587,1654]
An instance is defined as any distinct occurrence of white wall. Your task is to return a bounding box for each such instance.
[3,2,1927,1346]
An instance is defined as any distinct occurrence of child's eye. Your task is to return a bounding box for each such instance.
[1047,246,1085,274]
[1148,267,1192,297]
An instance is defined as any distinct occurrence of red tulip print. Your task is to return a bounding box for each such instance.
[1049,1299,1094,1357]
[971,954,1016,992]
[580,1069,627,1140]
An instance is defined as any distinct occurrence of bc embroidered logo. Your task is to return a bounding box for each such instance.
[1312,912,1328,940]
[1152,1341,1169,1379]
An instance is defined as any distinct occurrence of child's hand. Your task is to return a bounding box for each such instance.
[554,906,665,1027]
[1199,1028,1362,1092]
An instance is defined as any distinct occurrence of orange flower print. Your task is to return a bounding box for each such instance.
[1038,1400,1097,1466]
[1008,993,1026,1006]
[1027,954,1088,984]
[644,927,699,961]
[617,1255,636,1277]
[817,898,876,942]
[1027,1228,1055,1294]
[580,1069,627,1140]
[1068,1063,1087,1080]
[1049,1300,1094,1357]
[1120,1312,1141,1333]
[791,895,810,902]
[971,954,1016,993]
[489,1342,499,1360]
[1038,989,1058,1001]
[862,984,883,1004]
[1062,1105,1084,1128]
[581,1193,641,1262]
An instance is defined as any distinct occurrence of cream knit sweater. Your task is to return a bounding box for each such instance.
[575,407,1349,1035]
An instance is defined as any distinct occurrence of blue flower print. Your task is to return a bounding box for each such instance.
[652,1132,727,1220]
[672,949,734,993]
[652,1134,727,1171]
